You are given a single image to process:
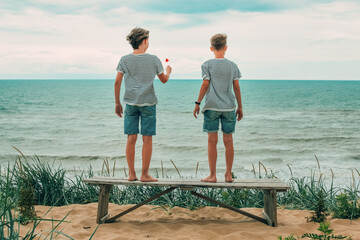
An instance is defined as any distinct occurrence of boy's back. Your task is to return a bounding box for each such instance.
[202,58,241,111]
[117,53,163,106]
[193,33,243,183]
[114,27,172,182]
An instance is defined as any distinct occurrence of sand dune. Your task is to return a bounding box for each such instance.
[19,203,360,240]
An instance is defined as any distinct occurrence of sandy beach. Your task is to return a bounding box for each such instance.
[18,203,360,240]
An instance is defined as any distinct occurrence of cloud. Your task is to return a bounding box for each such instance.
[2,0,357,14]
[0,1,359,79]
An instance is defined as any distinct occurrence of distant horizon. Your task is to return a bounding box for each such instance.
[1,78,360,81]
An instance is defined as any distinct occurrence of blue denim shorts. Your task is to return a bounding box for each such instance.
[124,104,156,136]
[203,110,236,134]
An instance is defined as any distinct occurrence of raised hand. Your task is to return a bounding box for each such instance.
[166,65,172,74]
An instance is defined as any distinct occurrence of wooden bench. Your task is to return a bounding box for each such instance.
[83,177,290,227]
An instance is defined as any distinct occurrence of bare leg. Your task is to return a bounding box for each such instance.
[126,134,138,181]
[202,132,218,182]
[223,133,234,182]
[140,135,158,182]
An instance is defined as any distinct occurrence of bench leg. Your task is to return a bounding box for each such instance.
[96,184,112,224]
[262,190,278,227]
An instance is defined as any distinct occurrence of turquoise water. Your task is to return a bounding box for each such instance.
[0,80,359,183]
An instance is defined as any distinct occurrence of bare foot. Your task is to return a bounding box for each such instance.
[201,175,217,182]
[128,175,138,181]
[225,174,234,182]
[140,174,158,182]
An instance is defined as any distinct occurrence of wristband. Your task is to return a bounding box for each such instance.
[195,101,201,105]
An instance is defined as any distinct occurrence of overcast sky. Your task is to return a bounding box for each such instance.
[0,0,359,80]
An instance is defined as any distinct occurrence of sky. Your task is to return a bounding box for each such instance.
[0,0,359,80]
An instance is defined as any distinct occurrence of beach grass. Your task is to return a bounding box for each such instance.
[0,156,102,239]
[1,154,359,239]
[0,165,76,239]
[2,155,359,213]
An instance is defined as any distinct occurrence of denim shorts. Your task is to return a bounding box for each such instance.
[203,110,236,134]
[124,104,156,136]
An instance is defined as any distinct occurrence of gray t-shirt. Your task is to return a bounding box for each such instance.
[201,58,241,112]
[116,53,164,106]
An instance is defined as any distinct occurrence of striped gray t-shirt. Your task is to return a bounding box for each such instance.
[201,58,241,112]
[116,53,164,106]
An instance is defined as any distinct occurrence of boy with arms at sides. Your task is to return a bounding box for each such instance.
[115,27,172,182]
[194,33,243,183]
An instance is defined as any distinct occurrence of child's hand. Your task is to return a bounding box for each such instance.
[115,103,123,118]
[193,104,200,118]
[166,65,172,74]
[236,107,243,121]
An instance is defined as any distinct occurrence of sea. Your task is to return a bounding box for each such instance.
[0,80,359,185]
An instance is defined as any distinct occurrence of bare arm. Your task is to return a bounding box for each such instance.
[193,80,210,118]
[158,65,172,83]
[114,72,123,117]
[233,80,243,121]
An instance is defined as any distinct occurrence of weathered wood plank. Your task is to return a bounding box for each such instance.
[263,189,278,227]
[83,177,289,191]
[85,177,285,184]
[96,185,112,224]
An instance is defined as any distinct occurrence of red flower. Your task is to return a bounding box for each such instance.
[165,58,169,62]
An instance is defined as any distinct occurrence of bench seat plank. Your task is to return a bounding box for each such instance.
[83,177,290,191]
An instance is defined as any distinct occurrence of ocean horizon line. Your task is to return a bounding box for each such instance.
[1,78,360,81]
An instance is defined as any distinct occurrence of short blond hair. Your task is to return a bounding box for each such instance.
[210,33,227,50]
[126,27,149,49]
